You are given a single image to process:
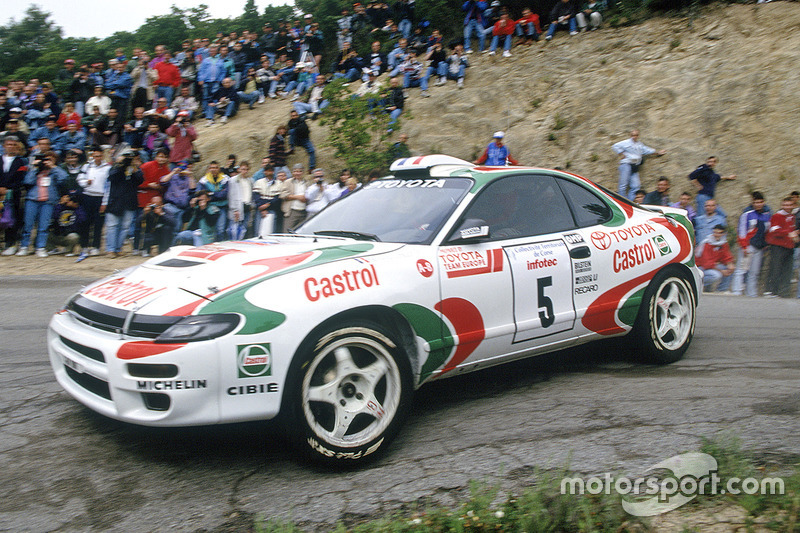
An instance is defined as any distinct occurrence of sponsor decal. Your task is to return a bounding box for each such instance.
[575,284,599,294]
[613,241,657,272]
[304,264,380,301]
[575,274,598,285]
[237,343,272,378]
[527,257,558,270]
[367,179,446,189]
[439,247,504,278]
[416,259,434,278]
[590,223,657,250]
[563,233,585,245]
[227,383,278,395]
[177,245,246,261]
[84,278,164,306]
[117,341,186,360]
[574,260,592,273]
[653,235,672,256]
[459,225,490,239]
[136,380,207,390]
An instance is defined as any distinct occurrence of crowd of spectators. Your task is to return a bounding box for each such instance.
[617,130,800,298]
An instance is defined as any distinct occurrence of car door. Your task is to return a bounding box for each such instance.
[437,174,579,370]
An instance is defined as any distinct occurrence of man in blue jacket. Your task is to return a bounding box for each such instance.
[462,1,488,53]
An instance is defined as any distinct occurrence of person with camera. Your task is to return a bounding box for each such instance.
[104,149,143,258]
[332,42,362,83]
[76,146,111,258]
[140,196,169,256]
[165,111,197,164]
[174,190,220,246]
[161,160,196,242]
[305,168,330,218]
[17,151,66,257]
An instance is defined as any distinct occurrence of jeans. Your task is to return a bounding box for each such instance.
[155,85,174,106]
[105,210,135,252]
[398,19,412,39]
[21,200,54,250]
[490,34,513,52]
[213,204,228,241]
[700,265,732,292]
[387,47,406,70]
[437,63,467,80]
[546,18,577,38]
[404,73,429,91]
[731,245,765,297]
[293,138,316,169]
[463,20,486,52]
[174,229,204,247]
[162,203,184,245]
[516,22,540,39]
[695,193,713,214]
[238,91,259,108]
[617,162,640,200]
[201,81,220,115]
[205,99,237,120]
[293,99,329,115]
[332,68,360,82]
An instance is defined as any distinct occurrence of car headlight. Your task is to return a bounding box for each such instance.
[155,314,240,343]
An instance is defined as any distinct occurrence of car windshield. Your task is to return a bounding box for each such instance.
[297,177,473,244]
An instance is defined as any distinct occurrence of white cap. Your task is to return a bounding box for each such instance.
[493,131,505,139]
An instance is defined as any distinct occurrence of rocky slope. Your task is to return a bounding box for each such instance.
[196,2,800,216]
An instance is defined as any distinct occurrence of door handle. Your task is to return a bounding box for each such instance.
[569,245,591,259]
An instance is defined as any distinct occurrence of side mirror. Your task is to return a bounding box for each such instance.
[448,218,490,243]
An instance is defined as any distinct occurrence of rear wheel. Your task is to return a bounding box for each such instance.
[285,322,413,464]
[633,270,696,364]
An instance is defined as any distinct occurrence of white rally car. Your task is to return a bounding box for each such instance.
[48,155,700,463]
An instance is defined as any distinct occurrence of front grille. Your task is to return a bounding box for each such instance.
[60,336,105,363]
[67,295,181,338]
[65,366,112,400]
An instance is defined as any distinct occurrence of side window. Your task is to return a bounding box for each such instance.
[458,174,575,241]
[557,178,613,227]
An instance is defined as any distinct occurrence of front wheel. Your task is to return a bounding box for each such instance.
[285,322,413,464]
[632,271,697,364]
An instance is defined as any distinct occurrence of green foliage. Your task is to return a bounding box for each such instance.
[553,113,567,130]
[319,78,398,178]
[136,13,189,51]
[0,5,62,80]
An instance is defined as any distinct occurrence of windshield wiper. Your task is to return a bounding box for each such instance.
[313,230,381,242]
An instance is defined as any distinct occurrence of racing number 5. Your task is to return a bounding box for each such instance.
[537,276,555,328]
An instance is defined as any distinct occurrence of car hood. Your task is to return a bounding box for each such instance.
[78,237,404,316]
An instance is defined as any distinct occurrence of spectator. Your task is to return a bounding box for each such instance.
[141,123,169,160]
[0,135,28,256]
[144,97,176,131]
[171,85,199,120]
[136,147,173,253]
[332,42,362,82]
[576,0,606,31]
[438,43,469,88]
[394,0,416,38]
[85,86,112,116]
[89,107,123,149]
[387,38,410,75]
[123,107,150,149]
[161,160,196,243]
[400,50,430,97]
[28,117,61,151]
[104,150,143,258]
[288,110,316,170]
[305,167,331,218]
[633,189,646,204]
[154,50,182,106]
[197,160,230,241]
[205,77,239,126]
[47,193,87,256]
[643,176,671,206]
[731,192,771,296]
[285,163,308,230]
[227,160,254,240]
[59,149,84,195]
[253,165,288,235]
[197,44,227,116]
[545,0,579,41]
[269,124,290,177]
[130,55,159,111]
[612,129,666,201]
[293,74,329,118]
[57,102,81,131]
[696,224,735,292]
[764,197,800,297]
[688,156,736,214]
[475,131,519,166]
[237,68,261,109]
[105,60,133,117]
[364,41,388,80]
[25,93,55,130]
[57,120,86,158]
[383,76,406,131]
[671,191,697,224]
[694,198,727,245]
[489,9,517,57]
[76,146,110,259]
[516,7,542,44]
[16,151,66,257]
[139,195,169,256]
[389,133,412,160]
[462,0,489,54]
[165,111,197,165]
[174,190,220,246]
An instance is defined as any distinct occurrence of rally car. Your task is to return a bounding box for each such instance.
[48,155,700,464]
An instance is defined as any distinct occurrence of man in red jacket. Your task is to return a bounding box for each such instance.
[488,10,516,57]
[696,224,734,292]
[764,197,800,297]
[154,51,182,106]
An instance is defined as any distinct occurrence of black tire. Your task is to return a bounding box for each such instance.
[284,321,413,464]
[632,270,697,364]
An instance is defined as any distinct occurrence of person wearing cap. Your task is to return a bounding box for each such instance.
[56,60,77,92]
[475,131,519,166]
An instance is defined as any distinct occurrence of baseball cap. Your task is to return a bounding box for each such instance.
[9,107,22,113]
[293,163,304,170]
[65,59,75,64]
[304,13,313,18]
[493,131,505,139]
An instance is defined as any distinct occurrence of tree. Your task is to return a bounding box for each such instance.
[238,0,261,31]
[136,13,188,51]
[320,79,402,178]
[0,5,62,80]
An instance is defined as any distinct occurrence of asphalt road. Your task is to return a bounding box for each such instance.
[1,276,799,532]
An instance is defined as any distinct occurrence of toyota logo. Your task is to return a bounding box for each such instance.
[591,231,612,250]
